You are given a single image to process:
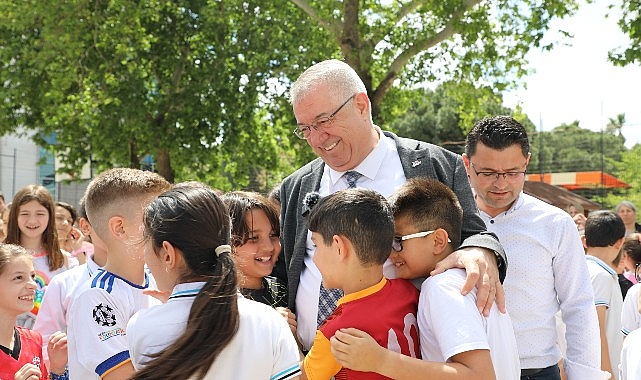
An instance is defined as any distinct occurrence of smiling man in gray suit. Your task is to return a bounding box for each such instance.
[278,59,507,352]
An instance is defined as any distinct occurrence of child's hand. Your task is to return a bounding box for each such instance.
[330,328,385,372]
[143,289,170,303]
[66,227,85,252]
[47,331,68,375]
[14,363,42,380]
[275,307,297,335]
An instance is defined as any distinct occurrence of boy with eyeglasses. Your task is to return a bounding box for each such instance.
[301,187,420,380]
[330,177,519,379]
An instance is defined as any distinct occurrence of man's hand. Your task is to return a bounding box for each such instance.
[431,246,505,316]
[330,328,386,372]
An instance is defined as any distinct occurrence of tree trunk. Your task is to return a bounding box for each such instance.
[155,148,175,183]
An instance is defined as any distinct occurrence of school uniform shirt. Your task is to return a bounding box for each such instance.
[621,283,641,336]
[33,255,102,362]
[128,282,301,380]
[419,269,520,380]
[304,277,419,380]
[0,327,47,380]
[480,192,603,379]
[67,269,159,379]
[586,255,624,380]
[619,327,641,380]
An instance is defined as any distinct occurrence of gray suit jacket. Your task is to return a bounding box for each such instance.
[277,131,506,312]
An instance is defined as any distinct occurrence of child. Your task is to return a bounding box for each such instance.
[5,185,77,328]
[0,243,68,380]
[584,210,626,380]
[330,178,520,379]
[66,168,171,379]
[127,182,301,379]
[221,191,287,308]
[620,327,641,380]
[621,233,641,336]
[33,197,107,364]
[301,188,420,380]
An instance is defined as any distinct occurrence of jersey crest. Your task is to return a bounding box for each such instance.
[93,303,117,326]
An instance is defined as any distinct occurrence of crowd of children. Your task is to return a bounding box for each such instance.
[2,82,641,378]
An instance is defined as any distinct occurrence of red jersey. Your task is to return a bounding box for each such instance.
[0,327,48,380]
[304,278,420,380]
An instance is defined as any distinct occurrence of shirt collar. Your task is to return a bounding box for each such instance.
[326,129,390,186]
[168,282,207,301]
[586,255,618,276]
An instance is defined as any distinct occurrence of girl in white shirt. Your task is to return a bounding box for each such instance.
[128,182,301,380]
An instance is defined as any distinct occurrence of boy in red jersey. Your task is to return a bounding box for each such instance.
[301,188,419,380]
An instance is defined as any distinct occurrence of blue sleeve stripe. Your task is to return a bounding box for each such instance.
[95,350,131,376]
[106,275,115,293]
[621,328,630,336]
[271,363,302,380]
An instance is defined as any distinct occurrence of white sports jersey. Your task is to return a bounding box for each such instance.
[67,269,159,379]
[33,255,101,361]
[419,269,520,380]
[127,282,301,380]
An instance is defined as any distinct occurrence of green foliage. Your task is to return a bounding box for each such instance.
[388,82,519,154]
[0,0,325,190]
[609,0,641,66]
[0,0,588,190]
[528,121,626,175]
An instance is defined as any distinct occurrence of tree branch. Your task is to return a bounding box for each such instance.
[290,0,342,37]
[372,0,482,106]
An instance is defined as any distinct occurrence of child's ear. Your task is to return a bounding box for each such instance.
[432,228,451,255]
[161,240,180,270]
[581,235,588,249]
[107,216,126,239]
[333,235,350,262]
[613,237,625,251]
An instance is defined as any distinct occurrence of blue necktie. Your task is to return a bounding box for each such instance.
[317,171,362,326]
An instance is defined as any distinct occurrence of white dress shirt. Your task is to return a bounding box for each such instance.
[480,192,606,379]
[295,131,406,350]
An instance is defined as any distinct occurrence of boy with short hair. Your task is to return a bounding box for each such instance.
[330,177,520,379]
[583,210,626,380]
[34,197,107,364]
[302,188,420,380]
[66,168,171,379]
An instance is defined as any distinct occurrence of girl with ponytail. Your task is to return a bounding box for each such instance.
[128,182,301,380]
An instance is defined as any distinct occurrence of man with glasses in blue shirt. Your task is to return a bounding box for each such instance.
[462,116,605,380]
[277,59,508,354]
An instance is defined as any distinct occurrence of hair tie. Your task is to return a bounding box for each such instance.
[215,245,231,257]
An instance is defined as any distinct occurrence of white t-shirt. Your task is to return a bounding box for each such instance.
[419,269,520,380]
[33,255,102,361]
[620,328,641,380]
[621,283,641,336]
[128,282,301,379]
[67,268,158,379]
[586,255,624,380]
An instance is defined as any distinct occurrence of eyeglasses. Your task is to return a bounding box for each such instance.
[469,162,526,183]
[391,230,451,252]
[292,95,356,139]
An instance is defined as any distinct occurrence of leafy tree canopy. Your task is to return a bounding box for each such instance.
[0,0,587,189]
